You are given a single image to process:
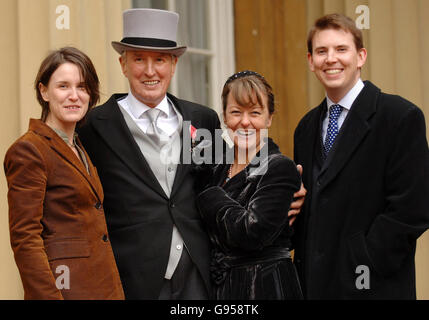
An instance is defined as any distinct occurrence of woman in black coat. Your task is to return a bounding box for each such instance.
[196,71,303,300]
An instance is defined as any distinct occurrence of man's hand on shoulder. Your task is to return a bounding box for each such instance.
[289,164,307,226]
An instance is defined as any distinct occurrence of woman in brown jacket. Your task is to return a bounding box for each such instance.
[4,47,124,300]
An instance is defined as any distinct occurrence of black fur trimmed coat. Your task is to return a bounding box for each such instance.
[196,138,303,300]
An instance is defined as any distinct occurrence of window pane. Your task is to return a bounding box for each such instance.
[132,0,212,108]
[132,0,167,10]
[175,0,208,49]
[176,53,210,106]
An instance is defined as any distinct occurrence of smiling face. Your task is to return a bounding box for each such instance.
[39,62,89,132]
[120,50,177,107]
[224,90,272,161]
[308,28,367,102]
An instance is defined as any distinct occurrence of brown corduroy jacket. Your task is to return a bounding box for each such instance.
[4,119,124,300]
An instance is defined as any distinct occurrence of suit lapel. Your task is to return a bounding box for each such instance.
[298,102,324,187]
[91,94,168,199]
[318,81,379,189]
[30,120,103,201]
[76,138,104,199]
[169,94,196,198]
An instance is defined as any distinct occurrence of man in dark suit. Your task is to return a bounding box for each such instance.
[78,9,220,299]
[293,13,429,299]
[78,8,306,300]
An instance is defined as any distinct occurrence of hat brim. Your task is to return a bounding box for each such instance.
[111,41,187,57]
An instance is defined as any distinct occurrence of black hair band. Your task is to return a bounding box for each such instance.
[225,70,265,86]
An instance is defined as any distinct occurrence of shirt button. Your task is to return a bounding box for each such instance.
[176,244,182,250]
[168,167,173,172]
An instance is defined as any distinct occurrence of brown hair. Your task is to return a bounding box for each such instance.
[222,71,274,115]
[307,13,364,54]
[34,47,100,125]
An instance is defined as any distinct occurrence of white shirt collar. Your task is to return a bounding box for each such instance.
[127,91,171,119]
[326,79,364,111]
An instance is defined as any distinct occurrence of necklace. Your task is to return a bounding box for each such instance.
[225,161,250,183]
[224,164,233,184]
[228,164,233,179]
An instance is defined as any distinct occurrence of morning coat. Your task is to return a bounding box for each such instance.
[78,93,220,299]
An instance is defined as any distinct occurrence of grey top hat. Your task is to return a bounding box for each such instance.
[111,8,187,57]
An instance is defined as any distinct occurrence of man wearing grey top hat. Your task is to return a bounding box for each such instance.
[78,8,220,299]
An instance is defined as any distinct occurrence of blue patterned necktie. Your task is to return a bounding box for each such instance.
[323,104,343,155]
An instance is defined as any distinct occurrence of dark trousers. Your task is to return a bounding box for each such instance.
[158,248,208,300]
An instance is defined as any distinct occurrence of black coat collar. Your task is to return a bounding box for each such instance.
[317,81,379,188]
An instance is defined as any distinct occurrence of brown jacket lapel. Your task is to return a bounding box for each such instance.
[29,119,103,201]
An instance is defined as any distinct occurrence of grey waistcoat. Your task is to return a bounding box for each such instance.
[119,101,184,279]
